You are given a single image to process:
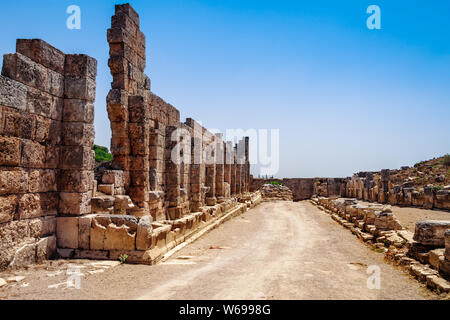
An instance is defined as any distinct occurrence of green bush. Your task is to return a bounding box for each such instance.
[268,181,283,186]
[443,154,450,166]
[94,145,113,162]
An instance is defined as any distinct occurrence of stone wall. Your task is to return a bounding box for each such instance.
[250,177,346,201]
[251,167,449,211]
[0,3,255,270]
[346,170,450,211]
[0,39,97,270]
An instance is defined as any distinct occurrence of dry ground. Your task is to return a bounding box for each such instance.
[0,201,442,300]
[357,200,450,232]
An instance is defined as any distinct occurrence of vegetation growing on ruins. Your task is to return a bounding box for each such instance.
[119,254,128,264]
[94,145,113,163]
[443,154,450,167]
[267,181,284,186]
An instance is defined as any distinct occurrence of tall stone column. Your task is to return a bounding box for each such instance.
[231,146,237,195]
[224,141,233,198]
[205,132,216,206]
[244,137,250,193]
[186,118,203,211]
[215,133,225,201]
[165,126,182,219]
[128,95,150,212]
[59,54,97,217]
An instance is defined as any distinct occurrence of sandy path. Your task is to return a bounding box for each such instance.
[0,201,438,300]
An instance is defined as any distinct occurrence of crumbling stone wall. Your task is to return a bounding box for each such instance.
[105,4,250,221]
[0,3,254,269]
[0,39,97,270]
[346,169,450,211]
[250,177,346,201]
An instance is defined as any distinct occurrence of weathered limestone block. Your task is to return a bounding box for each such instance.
[18,193,41,219]
[0,169,28,194]
[59,192,91,216]
[62,123,95,146]
[36,235,57,261]
[374,211,402,231]
[8,243,36,268]
[363,208,377,225]
[2,53,64,98]
[39,193,58,216]
[63,99,94,123]
[64,77,96,101]
[59,170,94,193]
[20,140,45,168]
[16,39,65,74]
[64,54,97,80]
[34,116,51,143]
[98,184,114,195]
[60,146,95,170]
[0,76,27,110]
[37,169,57,193]
[0,195,18,223]
[26,86,54,118]
[114,195,135,214]
[91,195,115,213]
[115,3,140,27]
[423,186,435,209]
[89,215,138,251]
[0,136,21,166]
[56,217,79,249]
[90,218,107,250]
[3,108,35,140]
[411,190,424,207]
[429,249,445,270]
[435,190,450,210]
[104,224,136,250]
[413,221,450,247]
[40,216,56,237]
[136,216,153,250]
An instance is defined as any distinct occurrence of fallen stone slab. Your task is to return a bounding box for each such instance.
[0,278,6,287]
[426,275,450,293]
[429,249,445,270]
[7,275,25,283]
[413,220,450,246]
[410,264,438,283]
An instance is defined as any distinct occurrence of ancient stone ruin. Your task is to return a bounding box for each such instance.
[0,4,260,270]
[250,163,449,210]
[260,183,293,201]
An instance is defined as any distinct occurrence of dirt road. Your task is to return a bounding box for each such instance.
[0,201,438,300]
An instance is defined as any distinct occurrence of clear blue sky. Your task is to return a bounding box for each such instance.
[0,0,449,178]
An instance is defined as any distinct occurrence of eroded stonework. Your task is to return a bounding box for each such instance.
[0,3,257,270]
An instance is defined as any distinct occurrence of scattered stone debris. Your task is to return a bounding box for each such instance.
[6,276,25,283]
[311,196,450,296]
[261,184,294,201]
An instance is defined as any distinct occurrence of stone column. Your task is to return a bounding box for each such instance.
[59,54,97,217]
[215,133,225,201]
[205,132,216,206]
[165,126,182,219]
[186,118,204,211]
[128,95,150,213]
[224,141,233,198]
[231,146,237,195]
